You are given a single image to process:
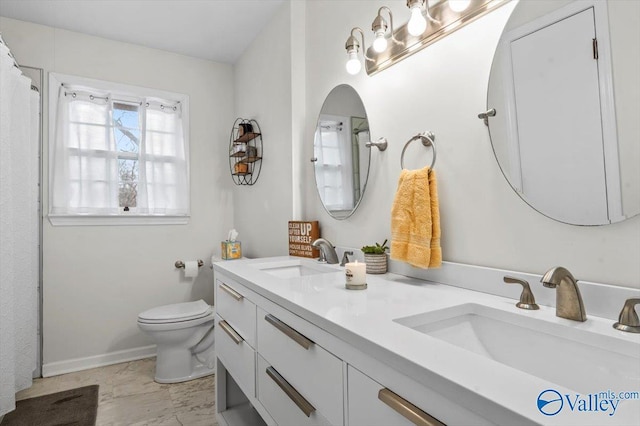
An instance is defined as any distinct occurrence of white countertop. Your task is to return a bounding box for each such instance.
[213,256,640,426]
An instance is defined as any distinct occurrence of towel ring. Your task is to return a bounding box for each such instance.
[400,131,436,170]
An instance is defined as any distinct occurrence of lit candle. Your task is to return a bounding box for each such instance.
[345,261,367,290]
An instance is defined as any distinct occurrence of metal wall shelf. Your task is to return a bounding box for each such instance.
[229,118,262,185]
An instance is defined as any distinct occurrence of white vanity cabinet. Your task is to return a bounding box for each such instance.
[214,269,492,426]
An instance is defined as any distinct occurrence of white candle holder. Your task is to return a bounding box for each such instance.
[345,261,368,290]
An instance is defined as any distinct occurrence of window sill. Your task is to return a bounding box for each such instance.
[48,214,190,226]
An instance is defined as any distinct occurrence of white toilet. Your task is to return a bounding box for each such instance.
[137,299,215,383]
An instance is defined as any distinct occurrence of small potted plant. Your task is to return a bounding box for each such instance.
[361,239,388,274]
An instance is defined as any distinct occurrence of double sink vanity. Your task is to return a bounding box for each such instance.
[213,256,640,426]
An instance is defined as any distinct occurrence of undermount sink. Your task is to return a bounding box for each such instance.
[253,259,337,279]
[394,303,640,393]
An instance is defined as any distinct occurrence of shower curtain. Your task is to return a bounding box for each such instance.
[0,36,39,417]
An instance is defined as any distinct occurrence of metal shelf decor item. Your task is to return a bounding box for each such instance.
[229,118,262,185]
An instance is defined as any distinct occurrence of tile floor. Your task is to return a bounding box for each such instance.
[15,358,218,426]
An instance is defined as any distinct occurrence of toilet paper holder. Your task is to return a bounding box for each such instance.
[175,260,204,269]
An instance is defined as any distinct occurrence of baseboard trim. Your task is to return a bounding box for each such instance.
[42,345,156,377]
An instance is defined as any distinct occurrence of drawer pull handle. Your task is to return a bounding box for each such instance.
[219,320,243,345]
[219,283,244,301]
[378,388,445,426]
[266,366,316,417]
[265,314,314,350]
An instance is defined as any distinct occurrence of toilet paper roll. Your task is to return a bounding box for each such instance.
[184,261,199,278]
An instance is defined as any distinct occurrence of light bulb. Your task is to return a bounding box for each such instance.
[449,0,471,12]
[372,30,388,53]
[345,51,362,75]
[407,5,427,36]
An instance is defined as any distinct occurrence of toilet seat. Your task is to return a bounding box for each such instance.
[138,300,212,324]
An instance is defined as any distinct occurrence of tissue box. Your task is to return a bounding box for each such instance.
[221,241,242,260]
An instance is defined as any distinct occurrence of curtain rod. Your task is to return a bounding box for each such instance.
[62,85,180,110]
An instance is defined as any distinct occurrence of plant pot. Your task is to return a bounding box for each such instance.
[364,253,387,274]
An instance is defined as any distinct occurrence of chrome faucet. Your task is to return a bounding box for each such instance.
[340,251,354,267]
[311,238,339,264]
[613,298,640,333]
[541,267,587,321]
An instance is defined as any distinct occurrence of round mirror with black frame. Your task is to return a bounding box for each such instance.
[487,0,639,225]
[313,84,371,220]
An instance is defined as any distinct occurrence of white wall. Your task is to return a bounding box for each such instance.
[298,0,639,288]
[232,2,294,257]
[0,17,235,371]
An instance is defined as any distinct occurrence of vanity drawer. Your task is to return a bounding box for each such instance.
[215,315,256,398]
[347,366,445,426]
[257,355,332,426]
[257,307,343,425]
[215,278,256,347]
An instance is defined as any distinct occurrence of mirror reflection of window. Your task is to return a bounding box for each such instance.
[314,115,354,212]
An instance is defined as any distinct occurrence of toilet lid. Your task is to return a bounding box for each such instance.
[138,300,212,323]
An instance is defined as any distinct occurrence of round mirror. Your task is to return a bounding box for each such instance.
[313,85,371,220]
[487,0,639,225]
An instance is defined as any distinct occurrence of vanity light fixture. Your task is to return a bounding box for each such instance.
[448,0,472,12]
[372,7,393,53]
[345,27,371,75]
[406,0,427,36]
[345,0,509,76]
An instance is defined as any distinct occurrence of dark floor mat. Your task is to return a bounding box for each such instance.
[2,384,98,426]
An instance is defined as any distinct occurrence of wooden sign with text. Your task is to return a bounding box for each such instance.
[288,221,320,258]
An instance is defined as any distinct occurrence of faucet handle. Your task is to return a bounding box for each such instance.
[504,276,540,310]
[613,298,640,333]
[340,251,354,267]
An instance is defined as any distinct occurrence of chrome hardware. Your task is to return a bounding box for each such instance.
[266,367,316,417]
[378,388,444,426]
[541,267,587,322]
[400,131,436,170]
[219,320,243,345]
[175,259,203,269]
[613,298,640,333]
[365,137,388,151]
[219,283,243,301]
[265,314,314,350]
[478,108,496,126]
[340,251,354,267]
[504,276,539,310]
[311,238,340,264]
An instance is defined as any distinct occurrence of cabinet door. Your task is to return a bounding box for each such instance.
[215,278,257,347]
[257,355,332,426]
[347,366,445,426]
[257,307,343,425]
[215,315,256,398]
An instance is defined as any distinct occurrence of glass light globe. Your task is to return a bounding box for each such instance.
[372,31,388,53]
[407,6,427,36]
[449,0,471,12]
[345,51,362,75]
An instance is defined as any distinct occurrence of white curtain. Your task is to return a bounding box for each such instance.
[50,87,188,216]
[314,115,354,211]
[0,39,39,417]
[50,86,119,215]
[138,99,189,215]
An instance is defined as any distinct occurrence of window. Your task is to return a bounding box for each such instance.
[48,73,189,225]
[314,114,355,212]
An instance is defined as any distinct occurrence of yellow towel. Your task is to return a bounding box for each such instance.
[390,166,442,269]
